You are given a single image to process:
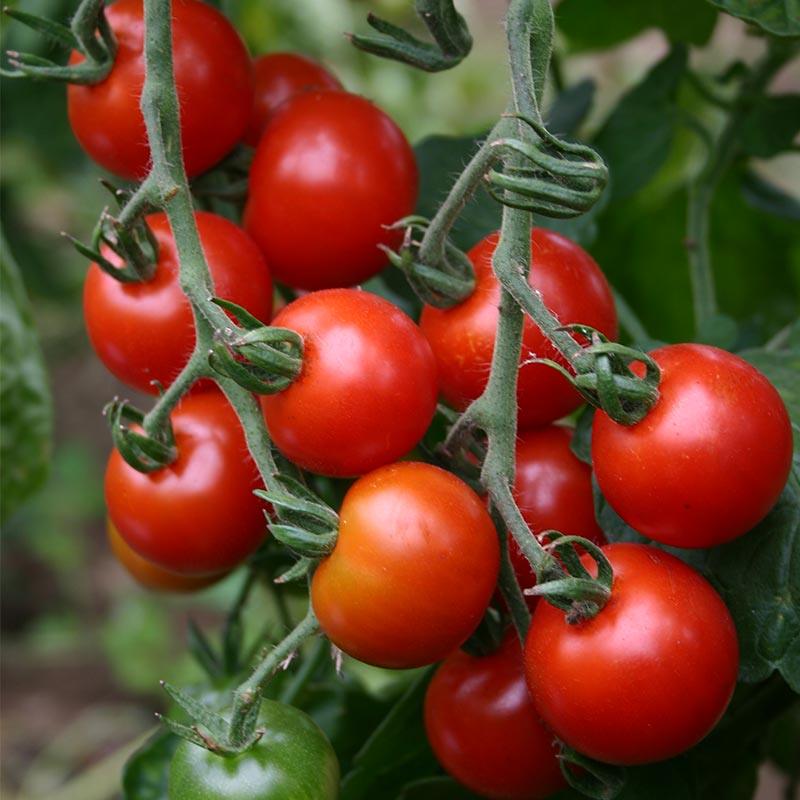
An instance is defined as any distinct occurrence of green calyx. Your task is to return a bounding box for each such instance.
[488,114,608,218]
[208,299,303,394]
[105,399,176,473]
[529,533,614,624]
[384,216,476,308]
[2,0,117,84]
[348,0,472,73]
[256,474,339,559]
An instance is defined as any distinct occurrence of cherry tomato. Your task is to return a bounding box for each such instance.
[261,289,437,477]
[425,631,565,800]
[67,0,253,180]
[311,462,500,668]
[510,426,605,609]
[107,519,225,592]
[524,543,739,765]
[105,392,266,575]
[592,344,793,548]
[244,52,342,147]
[244,91,418,290]
[420,229,618,429]
[168,699,339,800]
[84,211,272,395]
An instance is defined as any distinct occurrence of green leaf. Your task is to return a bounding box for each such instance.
[546,78,596,135]
[397,776,481,799]
[594,47,688,200]
[740,94,800,158]
[741,170,800,221]
[123,730,180,800]
[570,405,595,465]
[557,0,717,51]
[340,668,436,800]
[706,487,800,690]
[706,0,800,37]
[739,341,800,449]
[0,232,52,522]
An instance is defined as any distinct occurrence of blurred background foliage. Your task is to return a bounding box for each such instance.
[1,0,798,798]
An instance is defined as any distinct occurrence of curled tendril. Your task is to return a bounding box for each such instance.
[349,0,472,73]
[105,398,176,473]
[256,474,339,559]
[2,0,116,84]
[382,216,476,308]
[527,532,614,624]
[487,114,608,218]
[208,299,303,395]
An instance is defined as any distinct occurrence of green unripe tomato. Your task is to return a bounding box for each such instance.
[168,700,339,800]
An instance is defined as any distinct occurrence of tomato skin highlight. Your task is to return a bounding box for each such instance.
[67,0,253,180]
[420,228,618,429]
[261,289,438,477]
[105,392,266,575]
[83,211,272,395]
[168,700,339,800]
[510,426,605,609]
[592,343,793,548]
[244,53,342,147]
[244,91,418,290]
[425,631,566,800]
[107,519,226,592]
[524,543,739,765]
[312,462,500,669]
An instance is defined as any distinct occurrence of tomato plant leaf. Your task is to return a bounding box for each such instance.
[556,0,716,52]
[340,668,437,800]
[397,776,482,799]
[741,170,800,221]
[740,94,800,159]
[570,405,595,465]
[547,78,596,135]
[0,232,52,523]
[122,730,179,800]
[705,0,800,36]
[594,47,688,200]
[705,486,800,691]
[740,340,800,452]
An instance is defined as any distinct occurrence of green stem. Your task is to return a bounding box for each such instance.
[416,118,504,267]
[686,40,792,333]
[612,287,650,344]
[142,346,211,436]
[279,637,328,705]
[228,605,320,740]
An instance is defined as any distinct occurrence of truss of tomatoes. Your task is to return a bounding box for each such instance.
[66,3,793,798]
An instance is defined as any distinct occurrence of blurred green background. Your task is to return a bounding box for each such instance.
[1,0,798,798]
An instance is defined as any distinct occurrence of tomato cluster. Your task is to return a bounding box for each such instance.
[64,4,795,799]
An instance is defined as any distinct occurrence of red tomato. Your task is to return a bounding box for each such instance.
[425,631,565,800]
[67,0,253,179]
[524,543,739,765]
[510,426,605,609]
[244,53,342,147]
[261,289,437,477]
[83,211,272,394]
[244,91,418,290]
[592,344,793,548]
[107,519,226,592]
[311,462,499,669]
[420,229,618,429]
[105,392,266,575]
